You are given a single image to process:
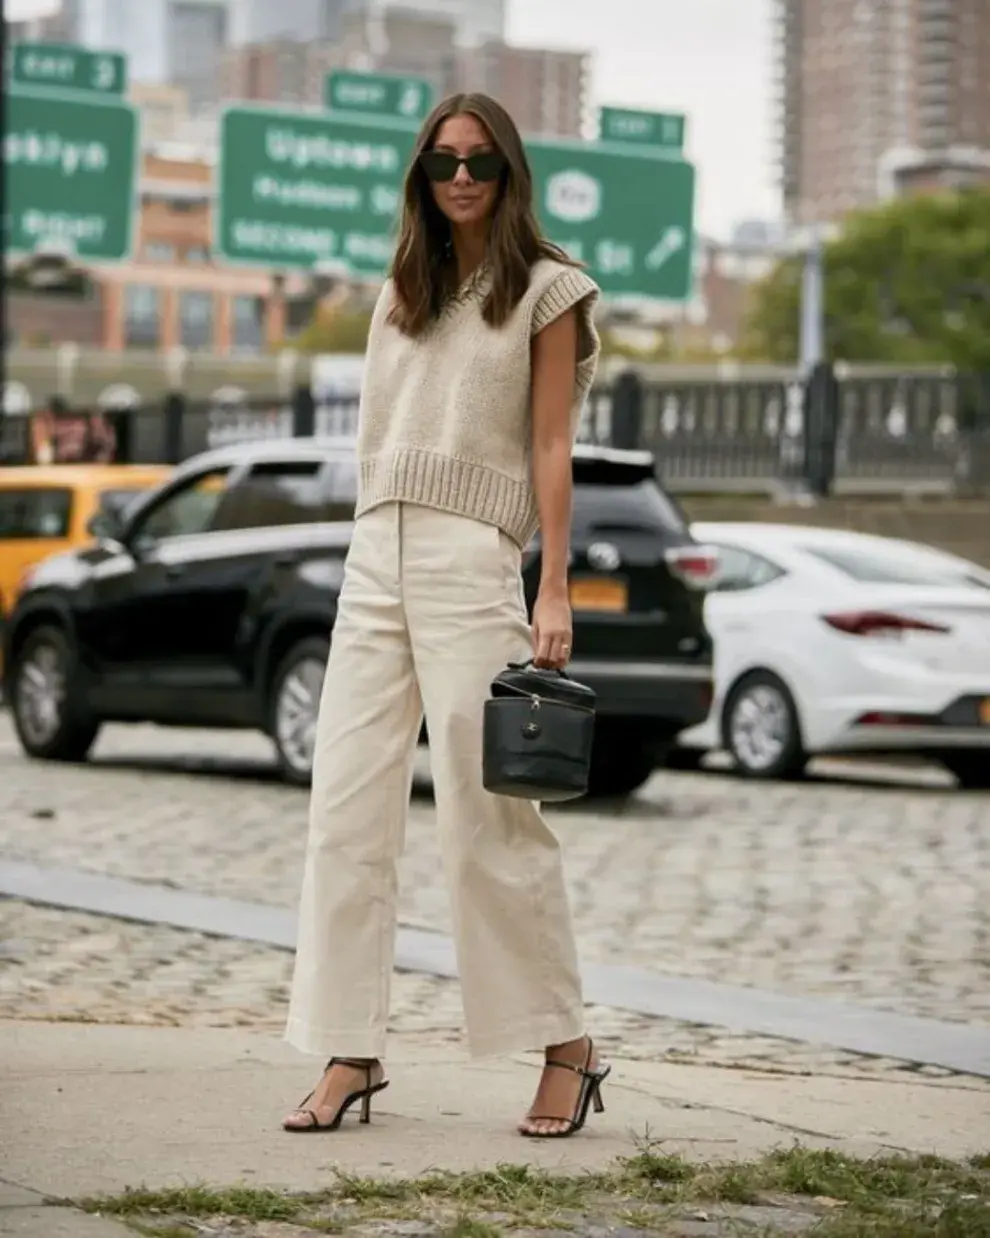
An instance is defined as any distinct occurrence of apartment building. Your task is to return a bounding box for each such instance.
[774,0,990,224]
[220,13,588,139]
[228,0,505,45]
[219,37,343,107]
[220,8,460,106]
[456,41,590,139]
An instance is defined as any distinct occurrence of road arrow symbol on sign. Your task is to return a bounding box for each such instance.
[645,225,687,271]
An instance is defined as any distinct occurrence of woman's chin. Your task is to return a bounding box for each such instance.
[446,206,489,227]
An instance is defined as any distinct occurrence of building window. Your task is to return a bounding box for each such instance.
[185,245,211,264]
[179,290,214,350]
[124,285,162,348]
[144,241,177,262]
[232,295,265,353]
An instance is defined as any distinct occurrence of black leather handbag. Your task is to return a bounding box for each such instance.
[482,660,596,802]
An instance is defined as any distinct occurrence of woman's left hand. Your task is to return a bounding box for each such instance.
[532,586,573,669]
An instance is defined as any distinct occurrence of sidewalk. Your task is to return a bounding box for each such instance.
[2,1019,988,1236]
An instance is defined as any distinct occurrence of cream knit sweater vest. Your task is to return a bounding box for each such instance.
[355,257,601,548]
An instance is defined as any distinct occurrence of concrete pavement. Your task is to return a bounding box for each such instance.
[2,1021,988,1211]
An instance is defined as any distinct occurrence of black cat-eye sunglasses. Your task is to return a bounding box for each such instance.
[419,150,506,183]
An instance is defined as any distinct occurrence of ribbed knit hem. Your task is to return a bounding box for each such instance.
[356,447,539,549]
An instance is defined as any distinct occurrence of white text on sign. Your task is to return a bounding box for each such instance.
[4,131,110,176]
[264,127,402,173]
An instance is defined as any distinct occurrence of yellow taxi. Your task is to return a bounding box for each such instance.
[0,464,172,618]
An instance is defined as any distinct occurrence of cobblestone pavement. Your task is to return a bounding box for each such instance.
[1,715,988,1035]
[4,899,987,1086]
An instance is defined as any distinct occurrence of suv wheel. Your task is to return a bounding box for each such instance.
[269,635,329,786]
[11,625,100,762]
[936,751,990,790]
[586,725,660,799]
[723,671,806,780]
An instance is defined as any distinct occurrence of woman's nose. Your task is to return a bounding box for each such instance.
[452,161,473,186]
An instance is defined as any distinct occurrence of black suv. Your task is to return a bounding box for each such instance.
[2,441,714,798]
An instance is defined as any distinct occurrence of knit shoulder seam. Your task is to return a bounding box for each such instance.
[530,266,600,336]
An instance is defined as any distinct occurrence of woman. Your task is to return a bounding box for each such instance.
[283,92,606,1139]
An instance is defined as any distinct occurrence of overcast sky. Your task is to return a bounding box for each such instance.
[8,0,779,238]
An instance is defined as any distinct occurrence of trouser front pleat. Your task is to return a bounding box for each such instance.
[285,501,585,1059]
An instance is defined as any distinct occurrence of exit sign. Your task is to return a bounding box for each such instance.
[9,42,127,97]
[325,70,433,123]
[600,107,686,152]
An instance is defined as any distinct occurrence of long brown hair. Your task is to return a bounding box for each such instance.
[388,92,578,336]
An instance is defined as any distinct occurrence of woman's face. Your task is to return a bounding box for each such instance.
[427,113,502,230]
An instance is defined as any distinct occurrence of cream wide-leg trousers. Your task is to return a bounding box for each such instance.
[284,501,585,1060]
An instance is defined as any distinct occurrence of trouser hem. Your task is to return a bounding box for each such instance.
[464,1010,587,1059]
[284,1016,387,1060]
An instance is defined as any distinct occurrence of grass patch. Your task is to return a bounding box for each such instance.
[79,1146,989,1237]
[88,1183,305,1222]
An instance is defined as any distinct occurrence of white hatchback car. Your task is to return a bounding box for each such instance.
[675,523,990,789]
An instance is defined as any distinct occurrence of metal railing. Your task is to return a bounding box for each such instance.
[3,361,989,496]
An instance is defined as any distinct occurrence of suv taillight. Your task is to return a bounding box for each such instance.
[665,544,720,590]
[823,611,951,638]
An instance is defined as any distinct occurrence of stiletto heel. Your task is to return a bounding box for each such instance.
[283,1057,388,1133]
[521,1039,611,1140]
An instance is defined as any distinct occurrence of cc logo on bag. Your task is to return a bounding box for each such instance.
[587,541,621,571]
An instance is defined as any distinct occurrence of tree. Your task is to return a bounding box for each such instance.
[743,188,990,371]
[293,305,372,354]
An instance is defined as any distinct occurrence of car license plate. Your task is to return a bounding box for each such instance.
[980,698,990,725]
[569,576,628,613]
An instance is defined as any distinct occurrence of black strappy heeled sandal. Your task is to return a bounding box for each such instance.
[520,1039,611,1139]
[283,1057,389,1133]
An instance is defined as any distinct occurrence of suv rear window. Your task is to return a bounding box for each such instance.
[575,479,687,538]
[0,487,72,538]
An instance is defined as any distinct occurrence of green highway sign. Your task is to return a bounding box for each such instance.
[325,70,433,122]
[530,138,694,299]
[600,106,685,152]
[217,106,415,274]
[216,105,695,299]
[8,42,127,97]
[4,87,139,261]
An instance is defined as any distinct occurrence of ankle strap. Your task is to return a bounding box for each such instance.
[545,1058,593,1078]
[328,1057,379,1070]
[544,1037,595,1078]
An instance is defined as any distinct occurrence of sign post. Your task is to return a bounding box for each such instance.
[325,70,434,123]
[599,106,686,153]
[4,87,139,262]
[216,105,695,299]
